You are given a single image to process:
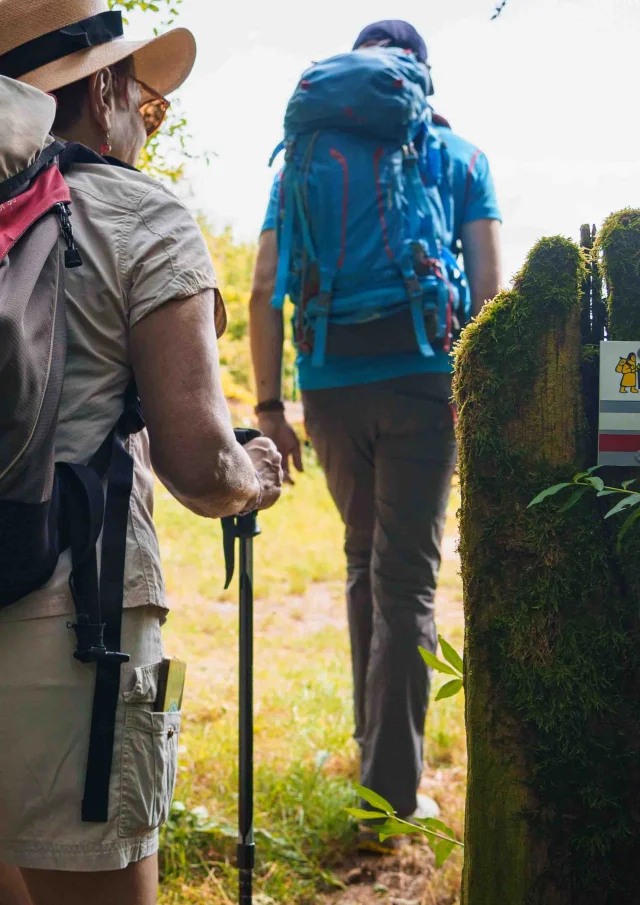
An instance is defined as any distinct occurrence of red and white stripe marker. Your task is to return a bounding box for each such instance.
[599,341,640,467]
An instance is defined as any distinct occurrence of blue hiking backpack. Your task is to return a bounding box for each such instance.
[270,48,470,367]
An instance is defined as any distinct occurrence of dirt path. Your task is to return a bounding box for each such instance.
[166,530,465,905]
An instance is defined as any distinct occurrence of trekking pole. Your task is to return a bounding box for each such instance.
[222,428,262,905]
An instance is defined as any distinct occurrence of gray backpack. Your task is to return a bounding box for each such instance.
[0,98,144,823]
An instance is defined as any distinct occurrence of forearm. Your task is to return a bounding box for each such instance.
[131,290,263,521]
[461,219,502,317]
[151,414,260,519]
[250,289,284,403]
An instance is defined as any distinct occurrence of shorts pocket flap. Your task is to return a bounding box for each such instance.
[122,661,163,705]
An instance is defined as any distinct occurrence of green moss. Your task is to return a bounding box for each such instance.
[597,209,640,340]
[456,237,640,904]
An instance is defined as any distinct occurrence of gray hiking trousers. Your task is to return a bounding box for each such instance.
[303,373,456,817]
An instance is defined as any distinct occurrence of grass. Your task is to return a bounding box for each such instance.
[156,455,466,905]
[155,446,345,603]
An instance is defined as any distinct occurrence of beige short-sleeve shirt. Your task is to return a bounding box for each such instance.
[0,162,218,622]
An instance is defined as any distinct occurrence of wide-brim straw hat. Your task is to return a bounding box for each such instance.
[0,0,196,98]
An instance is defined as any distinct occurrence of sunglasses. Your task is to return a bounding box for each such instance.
[131,77,170,138]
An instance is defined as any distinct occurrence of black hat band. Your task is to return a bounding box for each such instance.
[0,10,124,80]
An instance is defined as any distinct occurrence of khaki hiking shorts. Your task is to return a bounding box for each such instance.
[0,604,181,872]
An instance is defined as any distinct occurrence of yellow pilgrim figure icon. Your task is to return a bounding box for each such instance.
[616,352,639,393]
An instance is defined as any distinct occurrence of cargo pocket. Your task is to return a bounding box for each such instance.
[118,662,182,838]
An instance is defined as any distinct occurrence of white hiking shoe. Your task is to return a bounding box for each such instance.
[411,793,441,822]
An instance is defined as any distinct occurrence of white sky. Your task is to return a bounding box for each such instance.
[130,0,639,282]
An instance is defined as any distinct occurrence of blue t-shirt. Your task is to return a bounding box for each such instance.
[261,124,501,391]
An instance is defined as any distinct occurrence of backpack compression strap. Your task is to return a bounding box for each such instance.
[59,383,143,823]
[271,154,343,370]
[80,383,144,823]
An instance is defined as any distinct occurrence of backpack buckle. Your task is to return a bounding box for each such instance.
[404,274,424,302]
[402,143,418,164]
[69,617,131,666]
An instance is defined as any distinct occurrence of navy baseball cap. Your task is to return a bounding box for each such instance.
[353,20,434,94]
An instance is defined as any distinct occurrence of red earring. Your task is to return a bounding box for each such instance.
[100,131,112,156]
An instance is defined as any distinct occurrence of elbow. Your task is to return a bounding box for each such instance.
[249,283,275,314]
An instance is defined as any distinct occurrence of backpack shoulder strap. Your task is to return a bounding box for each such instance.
[0,140,65,205]
[63,382,145,823]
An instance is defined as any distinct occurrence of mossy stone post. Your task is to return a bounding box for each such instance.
[455,234,640,904]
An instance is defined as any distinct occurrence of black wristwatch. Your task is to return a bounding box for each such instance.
[254,399,285,416]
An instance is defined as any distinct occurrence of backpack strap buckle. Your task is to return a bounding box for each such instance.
[70,616,131,665]
[403,146,418,166]
[403,275,436,360]
[311,290,332,369]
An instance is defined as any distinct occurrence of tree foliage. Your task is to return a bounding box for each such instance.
[107,0,211,182]
[200,225,297,407]
[109,0,183,25]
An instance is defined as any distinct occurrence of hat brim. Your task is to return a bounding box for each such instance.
[19,27,196,98]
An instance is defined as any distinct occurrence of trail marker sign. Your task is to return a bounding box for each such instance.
[599,341,640,466]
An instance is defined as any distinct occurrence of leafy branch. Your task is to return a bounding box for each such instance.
[529,467,640,549]
[347,786,462,868]
[107,0,214,183]
[109,0,183,28]
[420,634,464,700]
[347,636,464,866]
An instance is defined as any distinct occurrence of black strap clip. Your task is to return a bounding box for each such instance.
[70,615,130,666]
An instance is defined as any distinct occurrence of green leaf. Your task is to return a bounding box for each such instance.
[559,486,589,512]
[354,785,394,815]
[586,476,605,492]
[605,493,640,519]
[528,483,571,508]
[587,465,603,474]
[436,679,463,701]
[617,507,640,549]
[597,490,618,497]
[438,635,463,674]
[432,838,456,867]
[623,479,637,490]
[345,808,388,821]
[415,818,457,838]
[419,647,459,676]
[378,819,422,840]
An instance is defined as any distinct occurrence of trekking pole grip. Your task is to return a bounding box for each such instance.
[234,427,262,537]
[234,428,262,449]
[222,430,263,590]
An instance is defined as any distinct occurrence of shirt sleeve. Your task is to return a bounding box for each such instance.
[462,151,502,225]
[124,185,219,328]
[261,171,282,233]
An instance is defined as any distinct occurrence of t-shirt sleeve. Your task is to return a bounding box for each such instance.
[261,171,282,234]
[125,186,219,328]
[462,151,502,225]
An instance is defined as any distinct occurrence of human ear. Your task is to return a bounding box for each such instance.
[87,68,114,137]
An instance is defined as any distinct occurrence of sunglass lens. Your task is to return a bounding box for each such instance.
[141,99,167,137]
